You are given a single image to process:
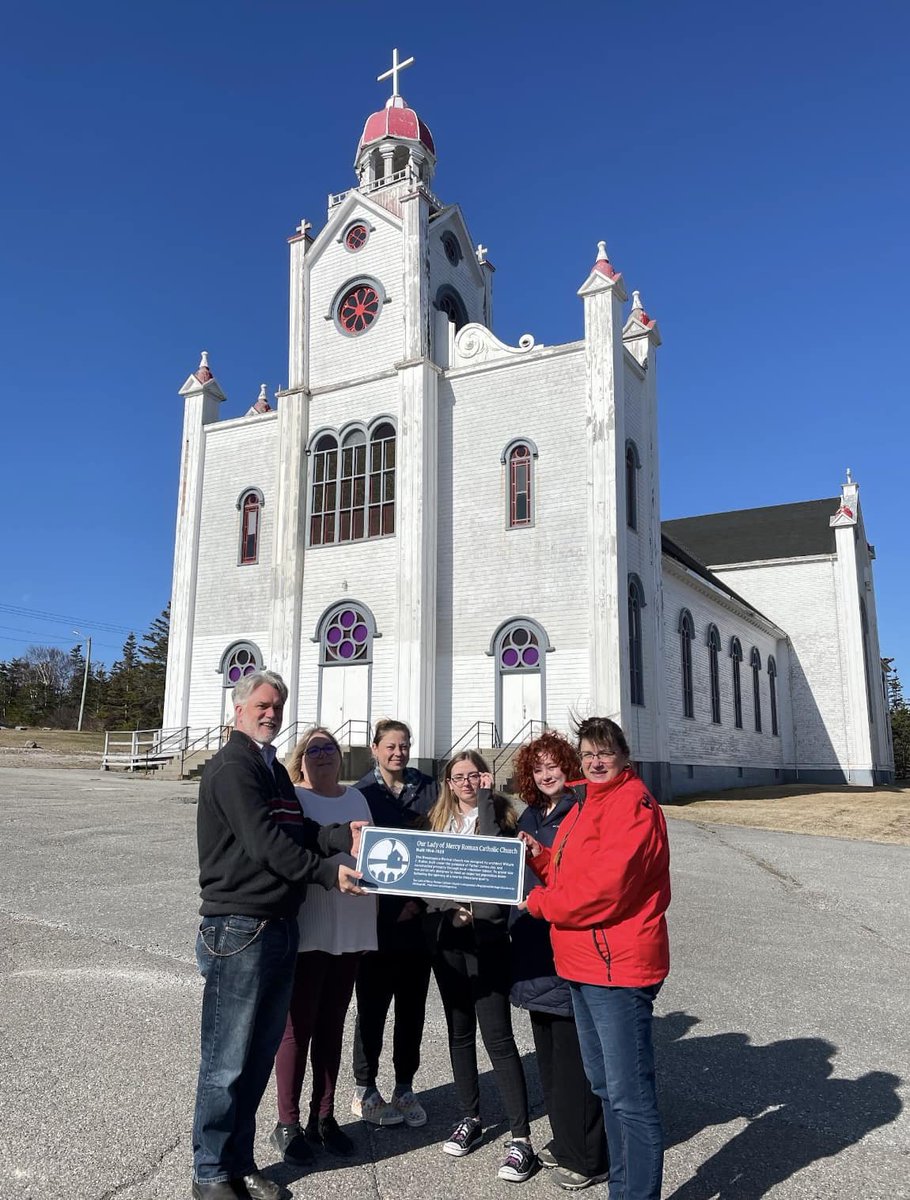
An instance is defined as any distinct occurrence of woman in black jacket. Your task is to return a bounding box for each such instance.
[426,751,536,1184]
[510,732,608,1191]
[351,719,437,1129]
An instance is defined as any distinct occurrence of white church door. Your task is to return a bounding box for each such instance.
[317,602,375,745]
[501,671,543,743]
[493,619,550,744]
[319,664,369,741]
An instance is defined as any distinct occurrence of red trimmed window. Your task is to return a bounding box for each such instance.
[339,431,367,542]
[509,444,533,527]
[368,423,396,537]
[345,223,369,251]
[338,284,380,334]
[240,492,260,564]
[310,435,338,546]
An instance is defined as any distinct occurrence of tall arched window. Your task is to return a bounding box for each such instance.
[731,637,744,729]
[628,575,645,707]
[707,624,722,724]
[368,422,396,537]
[625,440,640,531]
[750,647,762,733]
[768,655,779,737]
[310,423,397,545]
[860,599,874,722]
[310,434,338,545]
[501,438,538,529]
[436,285,468,331]
[679,609,695,719]
[315,601,377,744]
[238,489,263,565]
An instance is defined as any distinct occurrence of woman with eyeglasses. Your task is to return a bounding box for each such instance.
[350,719,438,1128]
[520,717,670,1200]
[270,727,376,1165]
[425,751,536,1184]
[509,732,609,1191]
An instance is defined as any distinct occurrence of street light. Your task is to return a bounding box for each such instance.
[72,630,92,733]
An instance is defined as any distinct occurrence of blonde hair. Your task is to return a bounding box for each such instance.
[286,725,342,786]
[428,750,517,834]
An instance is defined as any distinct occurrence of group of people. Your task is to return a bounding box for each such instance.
[191,670,671,1200]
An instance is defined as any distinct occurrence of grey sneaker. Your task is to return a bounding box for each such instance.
[351,1088,404,1126]
[391,1089,428,1127]
[553,1167,607,1190]
[537,1143,558,1169]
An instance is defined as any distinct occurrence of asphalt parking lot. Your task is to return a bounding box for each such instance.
[0,767,906,1199]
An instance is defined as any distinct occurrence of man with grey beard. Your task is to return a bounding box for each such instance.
[190,670,367,1200]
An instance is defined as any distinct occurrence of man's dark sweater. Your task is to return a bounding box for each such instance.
[197,730,353,918]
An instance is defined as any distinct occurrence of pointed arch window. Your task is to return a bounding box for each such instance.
[625,440,640,531]
[707,624,722,725]
[502,438,538,529]
[310,434,338,546]
[679,609,695,719]
[310,422,397,545]
[731,637,744,729]
[238,489,263,565]
[750,647,763,733]
[768,655,779,737]
[628,575,645,707]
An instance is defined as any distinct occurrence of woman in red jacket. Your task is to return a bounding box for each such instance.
[521,717,670,1200]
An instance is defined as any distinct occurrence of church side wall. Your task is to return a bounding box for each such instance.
[711,557,852,778]
[187,416,278,726]
[427,229,486,325]
[436,348,589,754]
[661,566,787,795]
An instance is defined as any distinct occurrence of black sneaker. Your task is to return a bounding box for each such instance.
[498,1139,536,1182]
[443,1117,483,1157]
[306,1115,354,1157]
[270,1122,315,1167]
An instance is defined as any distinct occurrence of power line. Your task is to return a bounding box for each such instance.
[0,628,124,653]
[0,602,139,636]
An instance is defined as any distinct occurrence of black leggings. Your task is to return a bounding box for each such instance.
[433,937,530,1138]
[352,947,432,1090]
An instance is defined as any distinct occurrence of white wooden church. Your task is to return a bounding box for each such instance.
[162,53,894,796]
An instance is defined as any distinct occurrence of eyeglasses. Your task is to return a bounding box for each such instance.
[450,772,481,785]
[580,750,620,764]
[305,743,338,758]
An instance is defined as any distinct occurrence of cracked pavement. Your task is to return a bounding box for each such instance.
[0,768,906,1199]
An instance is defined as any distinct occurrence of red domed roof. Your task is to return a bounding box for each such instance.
[358,99,435,156]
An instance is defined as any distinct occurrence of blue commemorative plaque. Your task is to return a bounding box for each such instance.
[355,826,526,905]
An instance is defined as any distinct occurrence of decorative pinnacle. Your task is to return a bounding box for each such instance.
[194,350,213,383]
[846,467,853,485]
[258,384,268,401]
[631,290,643,311]
[596,240,610,262]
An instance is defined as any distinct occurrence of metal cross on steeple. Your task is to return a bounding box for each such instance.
[378,47,415,99]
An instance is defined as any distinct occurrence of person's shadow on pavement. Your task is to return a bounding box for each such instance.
[655,1010,902,1199]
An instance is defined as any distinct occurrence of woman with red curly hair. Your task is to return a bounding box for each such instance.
[509,732,608,1191]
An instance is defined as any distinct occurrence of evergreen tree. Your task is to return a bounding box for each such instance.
[883,659,909,778]
[137,605,169,727]
[105,633,142,727]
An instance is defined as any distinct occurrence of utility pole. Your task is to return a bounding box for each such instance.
[73,632,92,732]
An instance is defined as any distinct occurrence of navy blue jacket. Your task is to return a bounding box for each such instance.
[509,789,581,1017]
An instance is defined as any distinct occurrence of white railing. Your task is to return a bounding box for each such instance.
[328,172,444,211]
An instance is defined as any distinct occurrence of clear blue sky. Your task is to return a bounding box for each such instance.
[2,0,907,676]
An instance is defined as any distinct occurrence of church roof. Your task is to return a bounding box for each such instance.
[358,99,435,156]
[661,533,780,629]
[662,498,841,566]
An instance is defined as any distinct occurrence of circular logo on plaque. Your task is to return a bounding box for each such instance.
[365,837,411,884]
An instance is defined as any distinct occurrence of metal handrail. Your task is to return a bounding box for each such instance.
[332,719,372,747]
[440,720,501,763]
[492,719,549,782]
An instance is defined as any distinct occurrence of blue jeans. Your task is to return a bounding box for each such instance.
[192,915,299,1183]
[570,981,663,1200]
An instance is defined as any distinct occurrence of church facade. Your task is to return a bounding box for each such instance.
[162,60,893,796]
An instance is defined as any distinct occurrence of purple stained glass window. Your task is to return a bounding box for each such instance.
[323,605,372,663]
[223,644,260,688]
[498,624,541,672]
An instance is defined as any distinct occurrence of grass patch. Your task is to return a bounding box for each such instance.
[0,728,106,754]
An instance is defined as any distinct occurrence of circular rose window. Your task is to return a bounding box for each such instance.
[338,284,380,335]
[324,607,371,662]
[345,223,369,251]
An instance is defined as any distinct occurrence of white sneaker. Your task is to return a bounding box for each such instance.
[391,1090,428,1127]
[351,1088,404,1126]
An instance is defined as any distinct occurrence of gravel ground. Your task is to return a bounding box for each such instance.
[0,768,906,1200]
